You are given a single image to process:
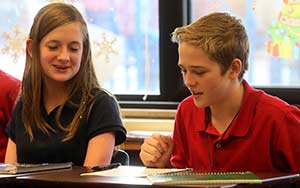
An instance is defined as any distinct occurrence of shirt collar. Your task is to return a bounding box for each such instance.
[228,80,262,137]
[195,107,207,132]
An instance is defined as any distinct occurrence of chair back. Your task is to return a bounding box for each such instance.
[111,149,130,165]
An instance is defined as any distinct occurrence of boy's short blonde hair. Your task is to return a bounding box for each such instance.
[171,12,249,80]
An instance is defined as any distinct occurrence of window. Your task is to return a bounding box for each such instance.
[2,0,160,94]
[118,0,189,108]
[189,0,300,105]
[2,0,298,108]
[0,0,187,109]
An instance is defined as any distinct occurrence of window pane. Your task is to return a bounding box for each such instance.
[0,0,160,95]
[190,0,300,88]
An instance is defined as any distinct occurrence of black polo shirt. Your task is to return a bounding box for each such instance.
[6,91,126,166]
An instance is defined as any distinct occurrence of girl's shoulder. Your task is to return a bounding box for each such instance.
[89,89,119,109]
[93,89,116,101]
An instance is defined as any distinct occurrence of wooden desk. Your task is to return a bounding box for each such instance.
[121,131,173,151]
[3,167,298,188]
[120,138,144,150]
[17,167,151,188]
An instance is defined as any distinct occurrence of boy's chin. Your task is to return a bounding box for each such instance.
[193,99,206,108]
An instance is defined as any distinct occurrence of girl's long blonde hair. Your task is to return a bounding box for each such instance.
[22,3,101,141]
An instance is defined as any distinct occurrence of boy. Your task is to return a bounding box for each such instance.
[139,12,300,172]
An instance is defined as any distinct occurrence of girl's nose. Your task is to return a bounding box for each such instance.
[57,48,70,62]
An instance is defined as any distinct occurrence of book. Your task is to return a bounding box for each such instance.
[147,171,262,185]
[0,162,73,174]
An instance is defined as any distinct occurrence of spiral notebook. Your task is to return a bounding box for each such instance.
[0,162,73,174]
[147,171,262,185]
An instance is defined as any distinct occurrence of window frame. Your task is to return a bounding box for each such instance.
[117,0,189,109]
[117,0,300,109]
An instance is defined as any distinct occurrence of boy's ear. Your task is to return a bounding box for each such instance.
[229,58,242,79]
[26,39,33,58]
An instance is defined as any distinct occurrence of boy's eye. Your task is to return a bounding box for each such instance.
[194,71,205,75]
[180,69,187,74]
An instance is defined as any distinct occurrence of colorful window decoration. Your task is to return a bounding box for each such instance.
[268,0,300,60]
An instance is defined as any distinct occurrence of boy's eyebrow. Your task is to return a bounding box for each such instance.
[178,64,207,69]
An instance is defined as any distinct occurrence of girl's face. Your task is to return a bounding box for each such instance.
[39,22,83,86]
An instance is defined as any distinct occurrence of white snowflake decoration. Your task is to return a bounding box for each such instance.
[93,33,119,64]
[1,25,27,63]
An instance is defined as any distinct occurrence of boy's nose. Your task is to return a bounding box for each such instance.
[184,72,196,88]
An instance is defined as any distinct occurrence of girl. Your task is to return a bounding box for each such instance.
[5,3,126,167]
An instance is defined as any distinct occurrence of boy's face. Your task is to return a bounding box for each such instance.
[178,42,232,108]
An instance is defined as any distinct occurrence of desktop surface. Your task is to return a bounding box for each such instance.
[0,166,298,188]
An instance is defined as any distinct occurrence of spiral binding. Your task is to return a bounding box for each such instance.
[147,171,262,185]
[154,171,249,177]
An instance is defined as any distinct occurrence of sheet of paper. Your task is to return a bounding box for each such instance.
[80,165,190,177]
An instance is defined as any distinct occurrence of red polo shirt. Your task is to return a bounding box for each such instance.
[171,80,300,173]
[0,70,20,162]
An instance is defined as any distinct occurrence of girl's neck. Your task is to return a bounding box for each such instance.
[43,80,69,114]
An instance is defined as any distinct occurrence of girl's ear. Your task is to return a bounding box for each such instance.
[26,39,33,58]
[229,58,242,79]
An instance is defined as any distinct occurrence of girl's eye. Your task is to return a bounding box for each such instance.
[69,44,80,52]
[47,45,58,50]
[70,48,78,52]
